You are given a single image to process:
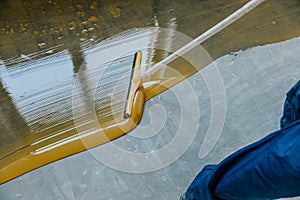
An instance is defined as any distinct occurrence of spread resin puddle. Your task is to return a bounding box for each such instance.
[0,0,300,184]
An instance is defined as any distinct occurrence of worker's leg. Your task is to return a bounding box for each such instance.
[182,80,300,200]
[213,121,300,200]
[281,80,300,128]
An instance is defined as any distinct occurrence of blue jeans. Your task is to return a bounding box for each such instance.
[182,80,300,200]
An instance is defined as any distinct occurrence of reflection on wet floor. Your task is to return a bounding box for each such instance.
[1,0,300,60]
[0,0,300,183]
[0,29,152,158]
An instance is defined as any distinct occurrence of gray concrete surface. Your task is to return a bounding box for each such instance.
[1,37,300,200]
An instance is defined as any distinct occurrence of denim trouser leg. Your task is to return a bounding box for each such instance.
[183,80,300,200]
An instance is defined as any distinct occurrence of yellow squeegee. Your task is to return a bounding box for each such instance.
[0,0,266,184]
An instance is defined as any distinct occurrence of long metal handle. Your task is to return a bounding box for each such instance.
[142,0,266,78]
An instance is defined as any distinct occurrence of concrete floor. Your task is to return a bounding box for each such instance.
[1,37,300,200]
